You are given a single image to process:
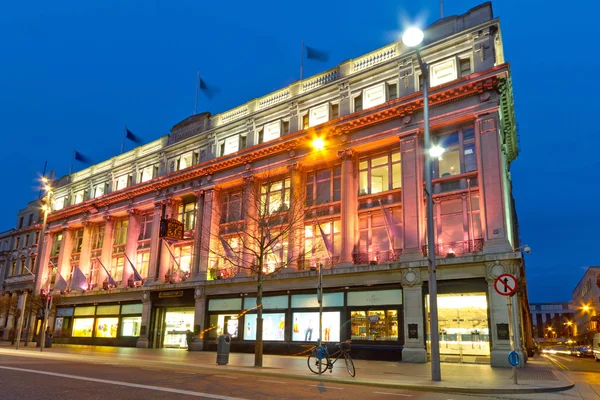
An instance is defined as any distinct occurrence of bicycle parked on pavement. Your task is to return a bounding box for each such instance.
[307,340,355,377]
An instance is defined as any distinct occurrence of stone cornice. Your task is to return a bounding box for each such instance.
[47,64,509,223]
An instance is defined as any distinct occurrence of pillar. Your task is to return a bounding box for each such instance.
[189,287,206,351]
[56,228,72,282]
[3,292,17,340]
[123,209,140,287]
[338,149,357,265]
[400,132,424,261]
[157,199,176,283]
[476,114,511,253]
[136,291,152,348]
[34,232,52,294]
[286,164,304,272]
[146,202,163,283]
[0,293,9,330]
[401,270,427,363]
[191,190,205,280]
[78,222,92,277]
[240,179,256,276]
[98,216,115,287]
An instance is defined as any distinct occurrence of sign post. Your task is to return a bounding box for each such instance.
[494,273,519,384]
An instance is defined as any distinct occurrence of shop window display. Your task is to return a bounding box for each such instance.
[72,318,94,337]
[291,312,340,342]
[350,310,398,341]
[244,313,285,341]
[208,314,239,339]
[121,316,142,337]
[95,318,119,338]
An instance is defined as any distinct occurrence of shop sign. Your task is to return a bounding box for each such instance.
[56,307,74,317]
[497,323,510,341]
[291,293,343,308]
[208,297,242,311]
[121,303,143,315]
[159,290,184,299]
[243,295,288,310]
[347,289,402,306]
[408,323,419,339]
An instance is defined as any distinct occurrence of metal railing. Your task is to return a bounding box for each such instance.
[422,239,484,257]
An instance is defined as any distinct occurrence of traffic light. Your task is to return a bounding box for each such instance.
[46,295,53,310]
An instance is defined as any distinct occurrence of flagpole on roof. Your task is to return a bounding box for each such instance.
[440,0,444,18]
[69,148,74,177]
[121,125,127,154]
[194,71,200,115]
[300,40,305,81]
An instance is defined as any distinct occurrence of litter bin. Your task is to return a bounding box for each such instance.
[44,333,53,348]
[216,335,231,365]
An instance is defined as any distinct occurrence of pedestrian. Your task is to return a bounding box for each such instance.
[185,329,193,351]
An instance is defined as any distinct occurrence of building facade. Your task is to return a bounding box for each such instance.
[0,3,529,367]
[571,266,600,344]
[529,302,575,344]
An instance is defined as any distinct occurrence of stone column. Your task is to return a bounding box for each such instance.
[98,216,115,287]
[476,114,511,253]
[288,102,299,133]
[240,179,257,277]
[56,228,73,282]
[400,132,424,261]
[123,209,140,287]
[189,287,206,351]
[338,82,350,116]
[136,291,152,348]
[286,163,304,272]
[78,222,92,277]
[401,269,427,362]
[191,190,205,281]
[146,202,163,282]
[338,149,357,266]
[487,260,523,367]
[3,292,18,340]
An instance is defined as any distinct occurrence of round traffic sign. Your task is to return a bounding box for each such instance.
[508,350,520,367]
[494,274,518,296]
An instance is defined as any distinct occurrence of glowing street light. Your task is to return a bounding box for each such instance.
[429,144,445,158]
[402,27,425,48]
[312,137,325,151]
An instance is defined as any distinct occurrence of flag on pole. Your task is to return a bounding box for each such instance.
[96,257,117,286]
[378,199,400,248]
[124,253,143,281]
[125,128,143,144]
[73,150,92,163]
[316,221,333,258]
[306,46,329,62]
[219,236,236,259]
[53,272,68,292]
[70,265,89,291]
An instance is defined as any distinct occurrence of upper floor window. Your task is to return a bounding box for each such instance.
[139,213,153,240]
[51,233,63,257]
[359,151,402,196]
[113,219,129,246]
[139,165,157,183]
[115,174,130,191]
[257,120,290,144]
[432,126,476,179]
[74,190,86,205]
[459,57,472,77]
[27,213,33,226]
[220,135,246,156]
[354,82,398,113]
[93,183,106,198]
[25,234,30,247]
[419,54,473,89]
[18,216,24,229]
[434,195,482,255]
[169,151,198,172]
[261,178,291,215]
[20,259,26,275]
[221,191,243,224]
[15,236,21,249]
[306,166,341,206]
[306,103,338,128]
[10,261,16,276]
[72,229,84,254]
[91,225,104,250]
[178,201,196,232]
[53,197,65,211]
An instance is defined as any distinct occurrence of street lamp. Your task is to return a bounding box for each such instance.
[35,178,53,352]
[402,26,441,382]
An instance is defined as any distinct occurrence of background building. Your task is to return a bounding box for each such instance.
[529,302,575,344]
[571,266,600,344]
[0,3,529,367]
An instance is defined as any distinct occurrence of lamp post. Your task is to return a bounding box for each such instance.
[402,26,442,382]
[36,178,53,352]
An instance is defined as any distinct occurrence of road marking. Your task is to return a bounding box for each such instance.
[179,371,199,375]
[141,368,162,371]
[0,365,249,400]
[372,392,412,397]
[308,384,343,390]
[258,379,286,384]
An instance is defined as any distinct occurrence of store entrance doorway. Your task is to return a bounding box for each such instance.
[426,293,490,364]
[152,307,195,349]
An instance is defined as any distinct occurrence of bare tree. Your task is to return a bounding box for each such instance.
[204,171,323,367]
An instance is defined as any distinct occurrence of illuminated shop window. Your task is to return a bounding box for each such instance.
[72,318,94,337]
[121,316,142,337]
[291,311,340,342]
[220,191,243,224]
[350,310,398,341]
[95,318,119,338]
[208,314,239,339]
[432,127,476,178]
[304,220,341,266]
[178,201,196,231]
[260,179,291,215]
[244,313,285,341]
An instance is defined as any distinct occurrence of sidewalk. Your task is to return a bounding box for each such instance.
[0,342,574,395]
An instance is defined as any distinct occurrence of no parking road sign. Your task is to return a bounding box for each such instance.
[494,274,518,296]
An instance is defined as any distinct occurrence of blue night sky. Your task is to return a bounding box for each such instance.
[0,1,597,302]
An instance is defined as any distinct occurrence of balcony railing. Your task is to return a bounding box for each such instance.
[422,239,484,258]
[297,256,339,271]
[353,249,402,265]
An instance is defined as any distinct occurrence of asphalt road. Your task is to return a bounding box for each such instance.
[0,354,484,400]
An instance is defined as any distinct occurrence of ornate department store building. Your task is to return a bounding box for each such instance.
[1,3,532,367]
